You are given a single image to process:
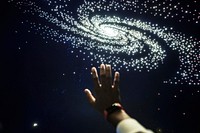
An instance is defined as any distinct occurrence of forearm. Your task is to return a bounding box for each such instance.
[107,109,130,127]
[107,109,154,133]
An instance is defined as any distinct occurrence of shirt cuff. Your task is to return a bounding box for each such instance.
[116,118,154,133]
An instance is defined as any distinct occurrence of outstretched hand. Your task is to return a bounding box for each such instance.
[84,64,154,132]
[84,64,121,114]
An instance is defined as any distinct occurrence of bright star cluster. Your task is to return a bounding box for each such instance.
[8,0,200,85]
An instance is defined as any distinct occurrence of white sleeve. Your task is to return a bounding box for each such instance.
[116,118,154,133]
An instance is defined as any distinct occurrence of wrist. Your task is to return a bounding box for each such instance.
[104,103,123,119]
[104,103,130,127]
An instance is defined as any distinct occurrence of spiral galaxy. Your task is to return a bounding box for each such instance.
[8,0,200,85]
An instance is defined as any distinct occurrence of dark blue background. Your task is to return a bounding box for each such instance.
[1,1,200,133]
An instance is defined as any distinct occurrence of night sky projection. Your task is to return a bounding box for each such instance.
[1,0,200,133]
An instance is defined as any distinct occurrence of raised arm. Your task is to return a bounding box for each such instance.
[84,64,154,133]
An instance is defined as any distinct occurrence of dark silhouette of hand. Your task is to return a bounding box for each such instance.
[84,64,121,114]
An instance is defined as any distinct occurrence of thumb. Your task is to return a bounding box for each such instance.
[84,89,96,105]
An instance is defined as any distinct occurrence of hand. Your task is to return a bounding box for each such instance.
[84,65,153,131]
[84,64,121,114]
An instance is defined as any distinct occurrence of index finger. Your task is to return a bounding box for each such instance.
[91,67,100,89]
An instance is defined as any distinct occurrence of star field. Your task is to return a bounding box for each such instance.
[8,0,200,85]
